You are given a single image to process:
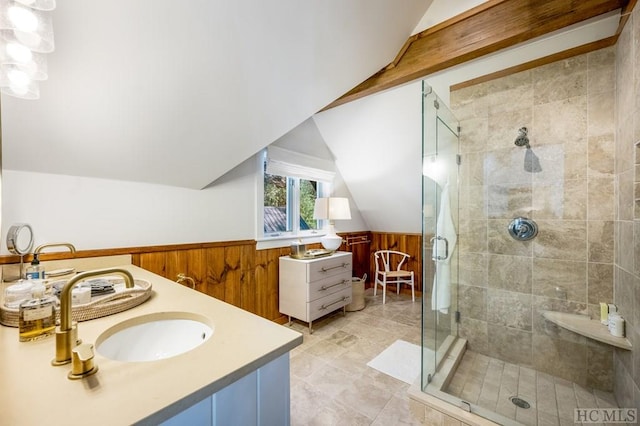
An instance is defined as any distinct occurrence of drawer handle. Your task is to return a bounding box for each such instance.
[320,279,350,291]
[320,296,348,311]
[320,263,349,273]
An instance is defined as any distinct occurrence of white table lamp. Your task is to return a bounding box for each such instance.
[313,197,351,251]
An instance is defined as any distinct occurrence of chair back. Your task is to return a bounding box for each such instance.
[374,250,410,274]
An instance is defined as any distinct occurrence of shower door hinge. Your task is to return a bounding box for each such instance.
[456,154,461,165]
[433,99,439,109]
[455,310,461,323]
[457,125,461,134]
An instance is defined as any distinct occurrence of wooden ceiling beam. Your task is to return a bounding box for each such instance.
[322,0,627,111]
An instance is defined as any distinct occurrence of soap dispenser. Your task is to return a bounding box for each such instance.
[25,254,43,280]
[18,282,56,342]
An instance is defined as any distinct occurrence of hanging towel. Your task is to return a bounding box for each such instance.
[431,182,457,314]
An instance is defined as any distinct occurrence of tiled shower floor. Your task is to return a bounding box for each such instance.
[445,350,619,426]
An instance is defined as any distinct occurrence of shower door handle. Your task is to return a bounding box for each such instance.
[430,236,449,261]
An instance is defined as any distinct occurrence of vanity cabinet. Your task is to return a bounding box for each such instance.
[160,353,290,426]
[279,252,352,332]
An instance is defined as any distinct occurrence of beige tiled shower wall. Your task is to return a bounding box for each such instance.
[450,45,617,391]
[614,5,640,412]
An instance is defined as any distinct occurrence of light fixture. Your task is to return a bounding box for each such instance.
[0,41,47,79]
[0,64,38,98]
[0,0,55,99]
[313,197,351,251]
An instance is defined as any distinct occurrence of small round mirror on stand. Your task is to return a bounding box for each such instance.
[6,223,34,280]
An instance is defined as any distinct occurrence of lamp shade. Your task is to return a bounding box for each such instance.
[313,197,351,251]
[313,197,351,221]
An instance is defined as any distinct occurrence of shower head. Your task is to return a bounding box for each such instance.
[514,127,530,148]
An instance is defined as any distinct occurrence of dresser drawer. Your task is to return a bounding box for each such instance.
[279,251,353,329]
[307,256,352,282]
[308,273,351,301]
[307,287,352,322]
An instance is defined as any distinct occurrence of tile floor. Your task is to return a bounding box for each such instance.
[288,288,622,425]
[445,350,620,426]
[288,289,427,425]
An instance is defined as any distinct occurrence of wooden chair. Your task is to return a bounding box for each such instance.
[373,250,415,304]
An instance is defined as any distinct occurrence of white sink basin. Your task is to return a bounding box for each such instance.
[95,312,213,362]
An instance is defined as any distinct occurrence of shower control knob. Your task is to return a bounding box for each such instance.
[508,217,538,241]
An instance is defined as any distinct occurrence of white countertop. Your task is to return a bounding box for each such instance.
[0,262,302,425]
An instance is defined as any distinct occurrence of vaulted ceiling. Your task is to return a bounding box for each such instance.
[0,0,634,202]
[314,0,633,233]
[325,0,630,110]
[1,0,431,189]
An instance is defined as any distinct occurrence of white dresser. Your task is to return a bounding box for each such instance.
[279,251,352,333]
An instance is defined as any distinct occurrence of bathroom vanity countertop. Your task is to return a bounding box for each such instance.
[0,263,303,425]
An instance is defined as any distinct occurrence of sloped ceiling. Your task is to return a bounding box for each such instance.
[325,0,627,109]
[1,0,431,189]
[315,0,626,234]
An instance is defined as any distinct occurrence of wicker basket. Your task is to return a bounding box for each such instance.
[0,278,153,328]
[345,276,366,312]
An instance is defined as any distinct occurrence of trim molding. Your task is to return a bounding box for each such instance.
[0,240,257,265]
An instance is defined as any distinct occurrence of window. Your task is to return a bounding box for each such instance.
[258,147,334,240]
[263,173,323,237]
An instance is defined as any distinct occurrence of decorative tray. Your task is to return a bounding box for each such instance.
[290,249,333,259]
[0,277,153,328]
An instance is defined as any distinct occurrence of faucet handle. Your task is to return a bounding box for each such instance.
[176,273,196,289]
[68,343,98,380]
[52,322,80,366]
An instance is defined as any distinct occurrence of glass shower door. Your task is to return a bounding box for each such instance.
[421,81,460,389]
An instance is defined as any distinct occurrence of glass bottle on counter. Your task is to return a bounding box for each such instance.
[18,282,57,342]
[25,253,43,279]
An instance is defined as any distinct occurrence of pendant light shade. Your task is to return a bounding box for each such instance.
[0,64,39,98]
[14,0,56,11]
[0,41,46,79]
[0,0,54,53]
[0,0,54,99]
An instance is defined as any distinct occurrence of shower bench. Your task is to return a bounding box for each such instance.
[542,310,632,350]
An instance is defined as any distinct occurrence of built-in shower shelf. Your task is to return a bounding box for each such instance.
[542,311,632,350]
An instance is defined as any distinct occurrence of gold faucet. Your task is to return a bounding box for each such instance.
[34,242,77,254]
[52,268,134,377]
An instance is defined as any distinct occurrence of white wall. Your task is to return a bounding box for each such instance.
[0,0,418,253]
[2,129,368,254]
[314,81,424,234]
[3,1,619,251]
[412,0,487,34]
[2,0,430,190]
[2,160,256,253]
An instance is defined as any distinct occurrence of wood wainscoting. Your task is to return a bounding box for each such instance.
[0,232,423,323]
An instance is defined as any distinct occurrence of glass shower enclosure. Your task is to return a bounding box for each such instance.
[421,81,460,389]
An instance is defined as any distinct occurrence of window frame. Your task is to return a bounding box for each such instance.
[257,149,331,245]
